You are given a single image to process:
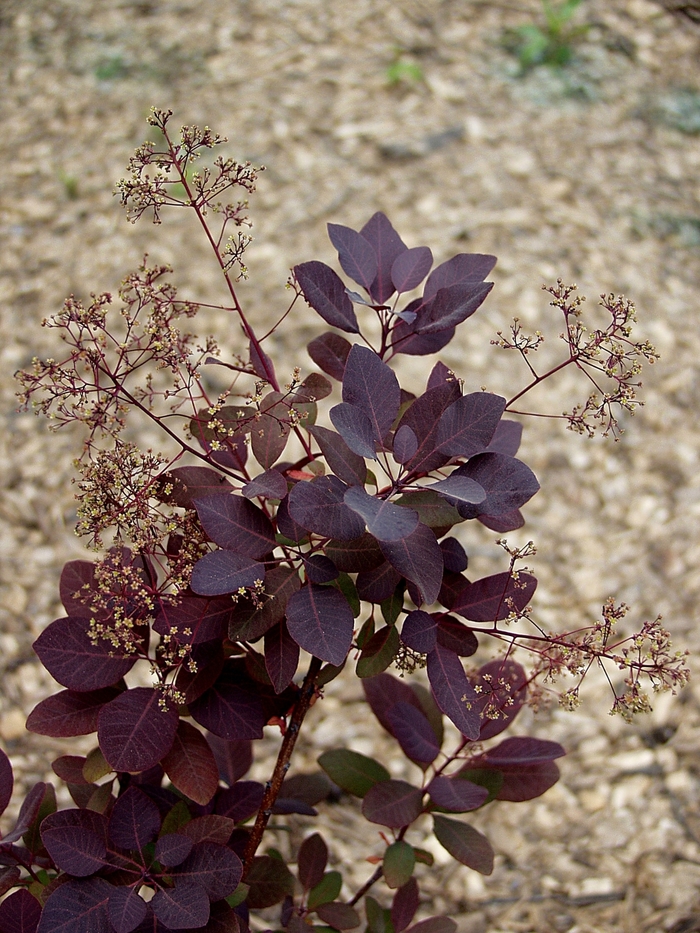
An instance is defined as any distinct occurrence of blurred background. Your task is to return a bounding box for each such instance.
[1,1,700,929]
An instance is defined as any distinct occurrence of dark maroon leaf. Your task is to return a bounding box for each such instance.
[251,391,292,470]
[177,842,242,900]
[315,902,361,931]
[494,760,561,801]
[175,643,225,705]
[427,645,480,740]
[245,856,295,909]
[360,212,408,303]
[98,688,178,772]
[215,781,264,823]
[51,756,88,785]
[485,737,565,765]
[485,419,522,456]
[207,737,252,786]
[396,383,460,475]
[156,834,194,867]
[194,494,275,558]
[294,372,333,403]
[229,567,301,643]
[363,673,423,738]
[0,888,41,933]
[276,495,308,543]
[426,361,453,391]
[394,492,461,535]
[295,262,359,333]
[392,425,418,464]
[362,780,423,828]
[453,453,539,519]
[287,476,365,541]
[406,918,456,933]
[190,682,265,741]
[391,247,433,295]
[327,223,378,292]
[427,777,488,812]
[415,283,493,335]
[356,625,400,679]
[0,749,12,821]
[109,786,161,850]
[436,618,478,657]
[391,877,419,933]
[309,425,367,486]
[328,403,376,461]
[241,469,287,500]
[478,509,525,533]
[33,617,136,692]
[391,319,455,357]
[400,610,437,654]
[344,487,419,543]
[432,816,494,874]
[356,562,402,603]
[163,467,233,509]
[307,333,352,381]
[37,878,112,933]
[342,345,400,445]
[303,555,339,584]
[152,883,209,930]
[1,783,46,845]
[325,534,384,573]
[108,886,148,933]
[439,538,467,573]
[153,596,231,646]
[59,561,98,617]
[162,721,219,806]
[191,551,265,598]
[249,337,276,383]
[286,584,354,666]
[423,253,497,299]
[472,659,527,740]
[41,809,107,876]
[427,476,485,505]
[380,524,443,606]
[450,571,537,623]
[264,622,300,694]
[437,393,506,458]
[387,702,440,766]
[298,833,328,890]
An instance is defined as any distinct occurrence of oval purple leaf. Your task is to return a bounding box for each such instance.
[423,253,497,300]
[264,621,300,694]
[453,453,539,519]
[176,841,243,900]
[193,493,276,558]
[307,333,352,381]
[37,878,112,933]
[450,571,537,623]
[386,702,440,766]
[329,403,378,460]
[98,687,178,772]
[426,475,486,505]
[298,833,328,891]
[342,345,400,445]
[40,809,108,876]
[391,246,433,294]
[432,815,494,875]
[191,550,265,597]
[472,658,527,740]
[392,425,418,464]
[361,780,423,828]
[190,682,265,741]
[151,882,210,930]
[391,876,420,933]
[344,486,419,543]
[439,538,468,573]
[0,748,12,820]
[327,223,378,292]
[287,475,366,541]
[436,617,478,657]
[427,776,488,812]
[286,584,354,667]
[108,785,161,850]
[309,424,367,486]
[484,736,565,765]
[155,833,194,868]
[400,610,437,654]
[360,212,408,304]
[426,644,480,740]
[380,523,443,606]
[295,261,359,333]
[108,886,147,933]
[33,617,136,692]
[0,888,42,933]
[242,469,288,500]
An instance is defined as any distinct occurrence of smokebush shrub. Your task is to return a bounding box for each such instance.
[1,109,688,933]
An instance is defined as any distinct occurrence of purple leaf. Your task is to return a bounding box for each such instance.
[153,595,231,646]
[161,721,219,806]
[109,786,161,850]
[303,554,339,584]
[249,337,276,383]
[392,425,418,464]
[360,212,408,303]
[0,889,41,933]
[363,674,424,738]
[175,642,225,706]
[242,469,288,500]
[427,776,488,812]
[415,282,493,335]
[432,816,494,874]
[361,780,423,828]
[293,372,334,403]
[251,391,291,470]
[309,425,367,486]
[439,538,467,573]
[327,223,378,292]
[285,584,354,666]
[356,625,400,679]
[37,878,112,933]
[450,571,537,623]
[472,659,527,740]
[215,781,264,823]
[191,550,265,597]
[176,841,243,900]
[380,524,443,606]
[108,886,148,933]
[391,877,420,933]
[245,855,295,909]
[160,466,232,510]
[190,682,265,741]
[423,253,497,300]
[391,319,455,357]
[1,783,46,845]
[152,882,209,930]
[155,834,194,867]
[395,383,460,475]
[329,403,377,459]
[33,617,136,692]
[391,247,433,294]
[387,702,440,766]
[493,760,561,802]
[229,566,302,642]
[59,560,99,618]
[295,262,359,333]
[307,333,352,381]
[406,918,457,933]
[325,534,384,573]
[437,393,506,458]
[181,815,236,847]
[483,737,565,765]
[356,562,402,603]
[51,756,88,785]
[264,621,300,693]
[98,687,178,772]
[453,453,539,519]
[40,809,108,876]
[207,737,252,786]
[484,419,523,456]
[298,833,328,890]
[193,494,276,558]
[436,617,478,657]
[427,645,480,740]
[400,610,437,654]
[426,361,453,391]
[342,345,400,445]
[344,487,419,542]
[277,494,309,543]
[0,749,12,821]
[287,476,365,541]
[426,475,486,505]
[478,509,524,532]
